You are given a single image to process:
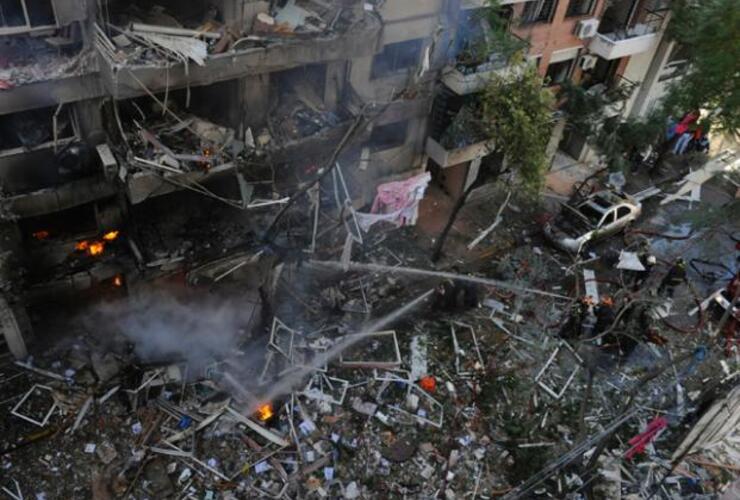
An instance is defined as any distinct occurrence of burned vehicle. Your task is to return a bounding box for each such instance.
[544,191,642,253]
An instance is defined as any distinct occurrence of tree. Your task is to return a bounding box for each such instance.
[431,59,554,261]
[560,0,739,172]
[560,81,665,172]
[664,0,740,135]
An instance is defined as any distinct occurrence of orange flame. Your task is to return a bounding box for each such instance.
[75,240,90,251]
[33,230,50,240]
[102,230,120,241]
[88,242,105,256]
[256,403,274,421]
[113,275,123,287]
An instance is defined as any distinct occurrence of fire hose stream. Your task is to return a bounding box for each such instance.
[246,288,436,414]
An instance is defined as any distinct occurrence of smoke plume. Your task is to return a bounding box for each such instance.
[87,290,256,370]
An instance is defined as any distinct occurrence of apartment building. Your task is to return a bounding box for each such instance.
[0,0,474,359]
[0,0,682,358]
[425,0,675,194]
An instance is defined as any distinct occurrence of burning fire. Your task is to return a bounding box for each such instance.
[199,146,214,171]
[75,229,120,257]
[32,230,50,240]
[256,403,274,422]
[102,230,120,241]
[113,275,124,287]
[88,242,105,256]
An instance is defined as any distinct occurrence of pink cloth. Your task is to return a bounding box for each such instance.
[371,172,432,215]
[355,172,431,231]
[624,416,668,460]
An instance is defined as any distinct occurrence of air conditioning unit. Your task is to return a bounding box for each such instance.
[579,55,598,71]
[575,18,599,39]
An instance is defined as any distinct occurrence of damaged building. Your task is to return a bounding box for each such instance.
[0,0,738,499]
[0,0,683,357]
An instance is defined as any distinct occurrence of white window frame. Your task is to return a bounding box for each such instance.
[0,0,59,36]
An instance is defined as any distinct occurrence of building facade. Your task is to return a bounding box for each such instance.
[0,0,680,358]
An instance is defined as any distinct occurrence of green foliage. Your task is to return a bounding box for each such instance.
[480,60,555,193]
[560,0,740,170]
[483,0,529,62]
[561,82,665,171]
[666,0,740,135]
[560,82,666,172]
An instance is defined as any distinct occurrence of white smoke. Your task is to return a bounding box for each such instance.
[88,290,257,370]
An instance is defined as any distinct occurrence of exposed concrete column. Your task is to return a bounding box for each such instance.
[0,296,31,359]
[74,98,106,144]
[324,61,347,111]
[629,37,674,118]
[239,74,270,131]
[0,222,28,360]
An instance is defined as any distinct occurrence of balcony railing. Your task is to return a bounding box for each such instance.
[94,13,382,99]
[589,25,660,60]
[426,136,495,168]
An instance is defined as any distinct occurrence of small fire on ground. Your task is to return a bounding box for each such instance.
[75,230,121,257]
[256,403,274,422]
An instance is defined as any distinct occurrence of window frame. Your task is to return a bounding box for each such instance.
[598,210,616,228]
[544,57,575,86]
[520,0,560,25]
[616,206,632,220]
[565,0,596,18]
[0,0,58,36]
[371,39,424,80]
[368,120,410,152]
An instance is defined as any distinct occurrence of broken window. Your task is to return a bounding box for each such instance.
[521,0,559,25]
[0,106,75,153]
[600,210,615,227]
[578,204,602,225]
[0,0,57,33]
[368,121,408,152]
[371,39,423,79]
[566,0,595,17]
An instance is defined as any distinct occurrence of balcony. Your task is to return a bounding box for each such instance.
[441,62,513,96]
[0,33,102,113]
[122,82,357,204]
[94,8,382,99]
[426,98,495,168]
[588,25,659,60]
[426,137,495,169]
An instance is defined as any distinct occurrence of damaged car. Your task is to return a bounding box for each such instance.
[544,191,642,254]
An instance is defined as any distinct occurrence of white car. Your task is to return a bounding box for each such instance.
[544,191,642,254]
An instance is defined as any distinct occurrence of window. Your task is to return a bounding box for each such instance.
[616,206,632,219]
[566,0,595,17]
[371,39,423,79]
[545,58,574,85]
[600,211,615,227]
[0,0,57,34]
[521,0,559,25]
[369,121,408,152]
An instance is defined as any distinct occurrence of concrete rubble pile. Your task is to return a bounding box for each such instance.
[0,34,97,88]
[1,214,738,498]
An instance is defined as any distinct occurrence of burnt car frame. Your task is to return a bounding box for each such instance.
[544,191,642,254]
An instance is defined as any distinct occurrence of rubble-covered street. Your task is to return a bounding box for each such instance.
[1,158,738,498]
